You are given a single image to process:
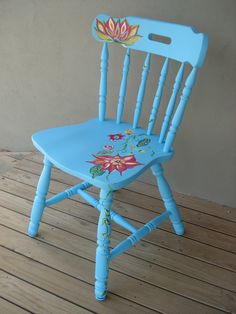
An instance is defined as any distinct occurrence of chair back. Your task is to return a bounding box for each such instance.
[92,14,208,152]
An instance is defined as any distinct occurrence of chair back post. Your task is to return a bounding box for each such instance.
[163,67,198,152]
[132,53,151,129]
[147,58,169,135]
[92,14,208,146]
[116,48,131,124]
[99,42,109,121]
[159,62,185,143]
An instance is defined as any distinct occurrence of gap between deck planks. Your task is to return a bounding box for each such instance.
[0,270,92,314]
[2,155,236,268]
[24,152,236,223]
[0,152,235,313]
[15,153,236,238]
[0,296,31,314]
[1,169,236,277]
[0,246,154,314]
[0,219,231,314]
[0,204,236,313]
[1,186,236,294]
[6,152,236,238]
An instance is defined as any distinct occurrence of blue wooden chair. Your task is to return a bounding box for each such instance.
[28,14,208,301]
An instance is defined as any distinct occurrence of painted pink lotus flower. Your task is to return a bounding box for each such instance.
[108,133,124,141]
[95,17,142,45]
[103,145,113,150]
[88,154,143,175]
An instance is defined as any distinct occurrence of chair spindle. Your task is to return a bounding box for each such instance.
[116,49,131,124]
[99,43,109,121]
[132,53,151,129]
[147,58,169,135]
[164,67,198,152]
[159,63,185,143]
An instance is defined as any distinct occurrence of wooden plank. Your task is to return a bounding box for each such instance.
[0,297,30,314]
[1,205,235,312]
[1,190,235,294]
[127,180,236,223]
[24,152,236,222]
[0,178,236,290]
[0,246,153,314]
[5,155,236,250]
[16,155,236,238]
[1,170,236,271]
[0,270,91,314]
[12,163,235,252]
[0,225,228,314]
[0,153,22,175]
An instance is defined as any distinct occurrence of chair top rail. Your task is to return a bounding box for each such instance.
[92,14,208,67]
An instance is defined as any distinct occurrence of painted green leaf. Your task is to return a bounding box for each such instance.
[96,150,113,155]
[89,165,105,178]
[136,138,151,147]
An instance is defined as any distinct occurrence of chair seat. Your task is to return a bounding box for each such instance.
[32,118,172,189]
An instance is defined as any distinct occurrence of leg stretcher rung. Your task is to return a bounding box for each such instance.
[77,189,138,233]
[45,181,92,207]
[110,210,169,261]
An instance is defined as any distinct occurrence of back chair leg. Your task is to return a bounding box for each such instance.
[151,163,185,235]
[95,188,113,301]
[28,157,52,237]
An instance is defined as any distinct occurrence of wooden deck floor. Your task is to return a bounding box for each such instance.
[0,152,235,314]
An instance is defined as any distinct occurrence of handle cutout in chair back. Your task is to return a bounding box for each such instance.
[148,33,171,45]
[92,14,208,67]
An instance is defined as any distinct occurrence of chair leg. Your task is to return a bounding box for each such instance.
[151,163,185,235]
[95,188,112,301]
[28,157,52,237]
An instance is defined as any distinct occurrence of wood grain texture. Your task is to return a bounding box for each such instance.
[4,159,236,255]
[23,152,236,224]
[0,153,235,313]
[1,170,236,272]
[0,297,30,314]
[0,270,91,314]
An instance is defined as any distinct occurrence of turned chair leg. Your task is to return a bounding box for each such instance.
[28,157,52,237]
[95,188,113,301]
[151,163,185,235]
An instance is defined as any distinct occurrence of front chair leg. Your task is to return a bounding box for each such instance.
[28,157,52,237]
[151,163,185,235]
[95,188,113,301]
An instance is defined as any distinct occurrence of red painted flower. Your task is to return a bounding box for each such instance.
[88,154,142,175]
[108,133,124,141]
[95,17,142,45]
[103,145,113,150]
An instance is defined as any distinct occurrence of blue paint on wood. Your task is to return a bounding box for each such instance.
[116,49,131,124]
[99,43,109,121]
[147,58,169,135]
[110,210,169,260]
[95,188,112,301]
[28,158,52,237]
[28,14,208,301]
[92,14,208,67]
[159,62,185,143]
[151,163,184,235]
[77,188,137,233]
[32,119,173,191]
[45,182,91,207]
[164,67,197,152]
[133,53,151,128]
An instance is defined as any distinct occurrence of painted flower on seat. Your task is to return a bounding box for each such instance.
[108,133,124,141]
[103,145,113,150]
[124,129,133,135]
[95,17,142,45]
[88,154,142,175]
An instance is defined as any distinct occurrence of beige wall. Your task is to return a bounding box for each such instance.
[0,0,235,207]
